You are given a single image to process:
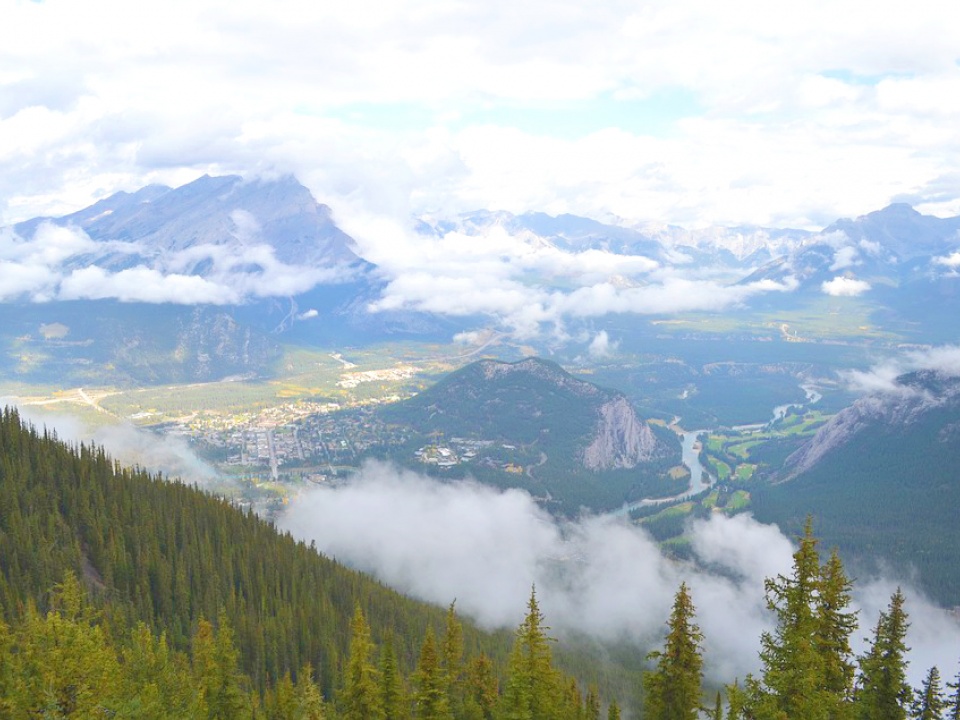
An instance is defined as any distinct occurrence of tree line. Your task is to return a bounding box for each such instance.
[642,520,960,720]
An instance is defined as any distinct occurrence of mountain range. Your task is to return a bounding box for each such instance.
[3,173,960,384]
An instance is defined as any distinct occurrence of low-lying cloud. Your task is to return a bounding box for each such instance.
[822,275,871,296]
[0,220,353,305]
[843,344,960,396]
[279,461,960,685]
[8,403,219,485]
[352,216,799,338]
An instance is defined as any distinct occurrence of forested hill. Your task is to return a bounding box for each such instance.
[0,409,505,699]
[0,408,641,717]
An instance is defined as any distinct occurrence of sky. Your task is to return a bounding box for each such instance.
[4,0,960,231]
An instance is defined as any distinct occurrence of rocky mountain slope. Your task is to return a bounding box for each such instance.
[378,357,678,515]
[781,370,960,479]
[752,370,960,604]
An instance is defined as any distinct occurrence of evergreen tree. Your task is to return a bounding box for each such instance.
[13,573,122,718]
[380,634,408,720]
[193,612,249,720]
[463,653,498,720]
[294,664,326,720]
[413,627,453,720]
[731,520,856,720]
[817,549,858,719]
[911,667,946,720]
[441,601,465,717]
[341,605,384,720]
[499,587,563,720]
[585,685,601,720]
[856,588,912,720]
[0,619,13,718]
[947,662,960,720]
[643,582,704,720]
[608,699,622,720]
[712,691,724,720]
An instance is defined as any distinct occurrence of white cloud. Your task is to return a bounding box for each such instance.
[3,0,960,228]
[830,245,860,271]
[935,251,960,268]
[588,330,617,359]
[841,344,960,396]
[59,265,239,304]
[821,276,871,296]
[279,461,960,685]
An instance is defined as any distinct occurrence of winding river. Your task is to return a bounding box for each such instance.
[613,382,823,516]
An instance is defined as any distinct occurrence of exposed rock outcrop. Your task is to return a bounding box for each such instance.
[782,370,960,480]
[581,395,661,470]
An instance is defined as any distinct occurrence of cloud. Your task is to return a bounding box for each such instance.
[278,461,960,685]
[821,276,871,296]
[935,251,960,268]
[59,265,240,304]
[830,245,860,271]
[841,344,960,396]
[355,214,798,337]
[7,404,219,485]
[4,0,960,230]
[588,330,617,359]
[0,214,354,306]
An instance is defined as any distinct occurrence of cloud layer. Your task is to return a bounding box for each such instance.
[3,0,960,230]
[0,220,348,305]
[843,344,960,395]
[279,461,960,684]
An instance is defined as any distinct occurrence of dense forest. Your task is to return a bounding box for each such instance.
[751,401,960,605]
[2,409,960,718]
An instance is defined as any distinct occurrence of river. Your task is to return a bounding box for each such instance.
[613,382,824,516]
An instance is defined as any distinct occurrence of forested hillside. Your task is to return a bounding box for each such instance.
[3,408,960,719]
[0,408,631,717]
[751,377,960,605]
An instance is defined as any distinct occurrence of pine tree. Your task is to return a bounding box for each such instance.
[441,601,465,717]
[0,619,13,718]
[294,664,325,720]
[643,582,704,720]
[585,685,601,720]
[413,627,453,720]
[911,667,946,720]
[14,573,123,718]
[731,520,856,720]
[193,612,249,720]
[608,700,622,720]
[947,661,960,720]
[380,634,408,720]
[499,586,563,720]
[712,690,724,720]
[340,605,384,720]
[856,588,912,720]
[817,548,858,719]
[463,653,498,720]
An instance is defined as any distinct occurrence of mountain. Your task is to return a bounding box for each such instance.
[742,204,960,290]
[0,176,462,384]
[14,174,368,273]
[378,357,680,515]
[0,407,648,716]
[419,209,811,268]
[751,370,960,604]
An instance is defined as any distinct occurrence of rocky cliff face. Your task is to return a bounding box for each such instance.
[782,371,960,479]
[581,395,662,470]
